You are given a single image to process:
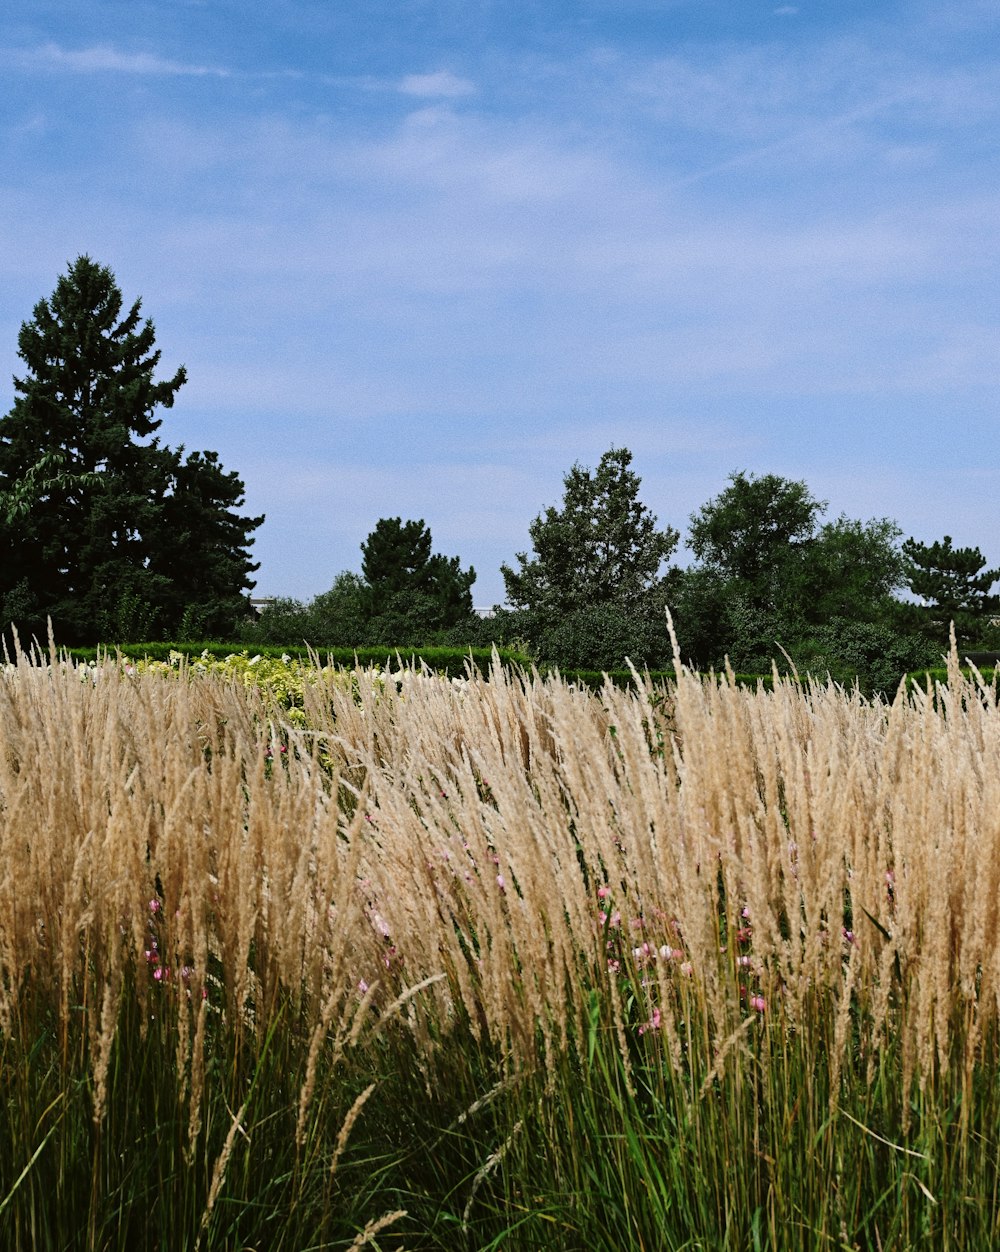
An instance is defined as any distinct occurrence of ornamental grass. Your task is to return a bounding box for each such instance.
[1,631,999,1248]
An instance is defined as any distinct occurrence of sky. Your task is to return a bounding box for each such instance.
[1,0,999,607]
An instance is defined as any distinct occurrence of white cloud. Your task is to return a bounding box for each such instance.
[5,16,1000,598]
[397,70,475,98]
[16,42,228,77]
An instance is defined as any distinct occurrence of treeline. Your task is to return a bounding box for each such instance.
[245,448,1000,693]
[1,258,996,691]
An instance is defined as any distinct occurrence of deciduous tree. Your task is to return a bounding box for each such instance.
[687,471,824,612]
[502,447,678,616]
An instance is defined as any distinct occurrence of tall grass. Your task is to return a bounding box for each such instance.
[1,634,1000,1248]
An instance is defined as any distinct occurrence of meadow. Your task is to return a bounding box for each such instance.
[1,635,999,1250]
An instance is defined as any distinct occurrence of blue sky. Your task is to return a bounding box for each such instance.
[2,0,998,606]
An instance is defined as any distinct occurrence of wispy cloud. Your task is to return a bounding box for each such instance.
[3,5,1000,598]
[398,70,475,98]
[14,41,228,77]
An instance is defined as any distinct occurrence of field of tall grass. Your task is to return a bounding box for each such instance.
[2,633,1000,1249]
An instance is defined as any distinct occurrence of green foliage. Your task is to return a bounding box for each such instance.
[242,577,484,652]
[0,256,262,644]
[238,596,316,647]
[796,617,939,696]
[308,570,371,642]
[64,640,533,683]
[146,448,264,638]
[909,665,998,690]
[669,567,794,673]
[521,601,673,672]
[903,534,1000,615]
[676,472,912,679]
[687,469,824,602]
[799,515,907,626]
[502,447,678,618]
[361,516,475,629]
[902,534,1000,648]
[243,516,479,651]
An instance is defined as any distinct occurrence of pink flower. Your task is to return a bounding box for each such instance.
[148,898,161,915]
[638,1007,662,1035]
[749,994,766,1013]
[597,886,611,900]
[496,874,506,891]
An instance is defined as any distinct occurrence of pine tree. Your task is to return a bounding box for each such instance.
[901,533,1000,626]
[0,256,263,642]
[360,517,475,629]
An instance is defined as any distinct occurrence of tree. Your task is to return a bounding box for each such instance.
[361,517,433,600]
[679,472,915,673]
[0,257,263,642]
[308,572,370,644]
[797,516,906,626]
[901,535,1000,646]
[502,447,678,617]
[902,536,999,617]
[360,517,475,630]
[687,471,825,609]
[145,449,264,639]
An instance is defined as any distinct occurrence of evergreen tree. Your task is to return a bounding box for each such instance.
[360,517,475,630]
[901,535,999,647]
[361,517,434,604]
[902,535,999,617]
[146,449,264,639]
[0,256,263,642]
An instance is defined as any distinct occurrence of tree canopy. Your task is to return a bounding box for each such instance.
[672,471,918,678]
[900,535,1000,648]
[902,535,1000,617]
[360,516,475,631]
[687,471,825,606]
[501,447,678,617]
[0,256,263,642]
